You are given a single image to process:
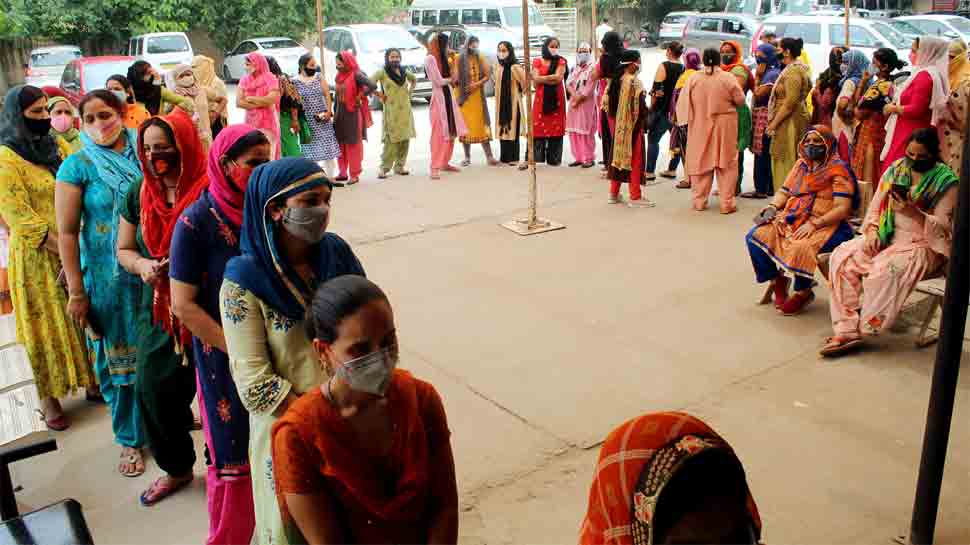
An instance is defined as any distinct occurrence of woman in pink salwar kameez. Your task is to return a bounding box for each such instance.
[566,42,597,168]
[236,53,281,159]
[426,33,467,180]
[823,128,959,357]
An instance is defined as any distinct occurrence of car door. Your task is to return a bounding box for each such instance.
[693,16,723,51]
[722,17,754,55]
[227,42,249,81]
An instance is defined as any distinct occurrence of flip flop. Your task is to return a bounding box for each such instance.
[140,475,193,507]
[820,336,863,358]
[40,411,70,431]
[120,448,145,478]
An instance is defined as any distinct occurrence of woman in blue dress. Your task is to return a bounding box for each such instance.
[55,89,148,477]
[293,54,341,176]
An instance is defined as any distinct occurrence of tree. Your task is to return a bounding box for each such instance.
[5,0,195,44]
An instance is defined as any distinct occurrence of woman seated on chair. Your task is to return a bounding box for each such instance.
[745,125,857,316]
[822,128,959,357]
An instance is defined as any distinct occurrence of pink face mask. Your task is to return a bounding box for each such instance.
[51,114,73,133]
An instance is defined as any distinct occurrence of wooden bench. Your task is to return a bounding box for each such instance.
[913,276,947,348]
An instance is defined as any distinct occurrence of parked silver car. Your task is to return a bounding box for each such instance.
[682,13,759,56]
[26,46,81,88]
[223,37,309,82]
[659,11,698,46]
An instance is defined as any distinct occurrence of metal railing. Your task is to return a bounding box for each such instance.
[536,6,578,51]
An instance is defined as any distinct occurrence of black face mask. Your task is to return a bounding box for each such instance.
[24,117,52,136]
[721,53,736,65]
[804,144,827,161]
[909,157,935,173]
[389,60,401,68]
[304,66,319,75]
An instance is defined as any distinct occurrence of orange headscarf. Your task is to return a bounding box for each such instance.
[579,412,761,545]
[720,40,754,93]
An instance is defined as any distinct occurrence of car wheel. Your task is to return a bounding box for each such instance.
[223,65,233,83]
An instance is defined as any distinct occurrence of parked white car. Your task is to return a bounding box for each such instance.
[755,15,911,80]
[25,46,81,88]
[659,11,697,46]
[316,24,433,109]
[127,32,194,72]
[897,14,970,45]
[222,37,309,82]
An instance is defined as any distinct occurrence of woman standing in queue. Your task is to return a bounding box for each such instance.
[811,47,845,128]
[220,157,365,545]
[881,36,949,175]
[48,96,82,153]
[56,90,148,476]
[294,53,340,177]
[767,37,812,193]
[670,48,701,189]
[169,125,270,544]
[455,36,498,166]
[426,33,467,179]
[852,49,903,190]
[532,37,567,166]
[594,31,624,171]
[940,38,970,176]
[105,75,151,129]
[744,43,783,199]
[832,49,868,162]
[0,85,93,431]
[192,55,229,138]
[117,109,206,506]
[719,40,753,194]
[165,64,212,150]
[566,42,599,169]
[237,53,282,160]
[605,50,653,207]
[332,51,376,185]
[272,275,458,545]
[127,61,194,117]
[267,57,306,159]
[372,48,417,179]
[493,40,527,169]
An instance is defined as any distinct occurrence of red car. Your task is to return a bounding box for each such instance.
[59,55,135,106]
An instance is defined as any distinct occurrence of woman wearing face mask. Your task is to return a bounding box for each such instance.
[566,42,598,169]
[591,31,624,172]
[744,43,783,199]
[117,109,206,506]
[852,49,904,190]
[47,96,81,153]
[166,64,213,150]
[670,48,701,189]
[333,51,376,185]
[824,128,957,357]
[532,37,568,166]
[493,41,527,169]
[237,53,282,160]
[746,126,857,316]
[605,50,653,207]
[294,54,340,177]
[220,157,365,545]
[719,40,754,195]
[881,36,949,176]
[832,49,868,164]
[0,85,93,431]
[266,57,306,159]
[644,41,685,180]
[426,33,468,180]
[372,48,417,179]
[453,36,497,167]
[192,55,229,133]
[272,275,458,545]
[766,37,812,194]
[106,75,151,129]
[126,61,194,117]
[580,412,762,545]
[169,125,270,544]
[940,38,970,177]
[811,47,846,128]
[55,89,149,475]
[676,48,746,213]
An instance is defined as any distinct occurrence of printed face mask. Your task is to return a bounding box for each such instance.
[84,117,124,147]
[147,150,179,177]
[577,52,592,65]
[281,204,330,243]
[804,143,827,161]
[51,114,73,133]
[334,345,399,396]
[227,159,263,191]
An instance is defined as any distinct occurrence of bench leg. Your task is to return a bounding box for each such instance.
[0,461,18,521]
[916,296,943,348]
[759,283,773,305]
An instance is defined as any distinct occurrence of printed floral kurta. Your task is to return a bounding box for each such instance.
[0,145,92,398]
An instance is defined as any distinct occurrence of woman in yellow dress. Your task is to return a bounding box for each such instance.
[453,36,500,166]
[0,86,93,430]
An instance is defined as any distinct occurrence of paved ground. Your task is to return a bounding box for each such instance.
[8,48,970,544]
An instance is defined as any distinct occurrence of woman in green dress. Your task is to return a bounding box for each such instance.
[268,57,306,158]
[372,48,417,179]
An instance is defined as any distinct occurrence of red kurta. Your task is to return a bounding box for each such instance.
[532,58,566,138]
[881,71,933,176]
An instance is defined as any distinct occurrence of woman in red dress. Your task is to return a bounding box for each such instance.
[531,37,568,166]
[880,36,949,176]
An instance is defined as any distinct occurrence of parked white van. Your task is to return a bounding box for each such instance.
[409,0,556,50]
[127,32,194,71]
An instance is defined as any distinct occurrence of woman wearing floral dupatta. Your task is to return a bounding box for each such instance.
[579,411,762,545]
[169,125,270,544]
[220,157,364,545]
[823,128,958,357]
[746,125,857,316]
[606,50,653,207]
[117,109,207,506]
[272,275,457,545]
[237,53,281,159]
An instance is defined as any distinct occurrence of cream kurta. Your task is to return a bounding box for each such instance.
[675,68,745,175]
[493,63,526,140]
[220,279,326,545]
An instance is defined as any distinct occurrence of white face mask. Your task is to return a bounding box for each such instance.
[549,47,559,57]
[177,74,195,87]
[498,51,509,60]
[577,52,592,65]
[334,344,399,396]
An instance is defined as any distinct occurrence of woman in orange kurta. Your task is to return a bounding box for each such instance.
[579,411,762,545]
[272,275,458,545]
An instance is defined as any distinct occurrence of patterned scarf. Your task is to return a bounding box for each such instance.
[609,72,644,172]
[877,159,958,245]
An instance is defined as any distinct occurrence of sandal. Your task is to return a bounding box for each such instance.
[517,163,529,171]
[739,191,761,199]
[377,169,389,180]
[582,162,595,168]
[139,475,193,507]
[430,170,441,180]
[443,164,461,172]
[346,178,359,186]
[780,290,815,316]
[659,170,677,179]
[487,158,501,166]
[676,180,691,189]
[120,447,145,478]
[85,389,105,404]
[394,168,410,176]
[820,335,864,357]
[461,159,471,167]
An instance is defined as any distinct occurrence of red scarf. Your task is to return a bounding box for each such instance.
[720,40,754,93]
[335,51,373,128]
[138,109,208,347]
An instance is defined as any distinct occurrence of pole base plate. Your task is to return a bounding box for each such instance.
[500,218,566,236]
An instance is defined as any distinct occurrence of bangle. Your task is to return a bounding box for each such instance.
[68,293,87,302]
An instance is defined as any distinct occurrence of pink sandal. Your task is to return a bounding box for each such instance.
[139,475,193,507]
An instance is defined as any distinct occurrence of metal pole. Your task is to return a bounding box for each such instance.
[316,0,326,80]
[592,0,598,58]
[522,0,537,225]
[845,0,851,49]
[907,87,970,545]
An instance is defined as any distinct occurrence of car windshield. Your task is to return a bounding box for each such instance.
[888,20,922,36]
[871,22,911,49]
[946,16,970,33]
[30,50,80,67]
[146,35,189,54]
[84,61,135,91]
[908,19,953,36]
[776,0,813,14]
[357,28,422,52]
[260,39,302,50]
[468,30,516,50]
[502,6,545,26]
[663,14,691,24]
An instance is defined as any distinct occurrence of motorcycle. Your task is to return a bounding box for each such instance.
[639,23,659,48]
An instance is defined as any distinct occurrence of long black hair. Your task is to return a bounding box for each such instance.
[873,48,906,74]
[298,53,316,76]
[107,74,136,104]
[780,37,804,59]
[540,37,564,115]
[908,127,942,163]
[497,40,518,131]
[600,31,623,78]
[127,60,162,115]
[608,49,639,116]
[384,48,406,86]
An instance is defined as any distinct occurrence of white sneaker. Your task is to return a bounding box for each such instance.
[608,194,624,204]
[628,198,656,208]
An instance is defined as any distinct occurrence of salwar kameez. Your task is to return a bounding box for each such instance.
[333,70,375,180]
[768,62,812,192]
[532,57,567,166]
[566,62,598,165]
[494,62,527,164]
[372,68,417,173]
[426,54,467,171]
[606,73,647,201]
[454,53,492,144]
